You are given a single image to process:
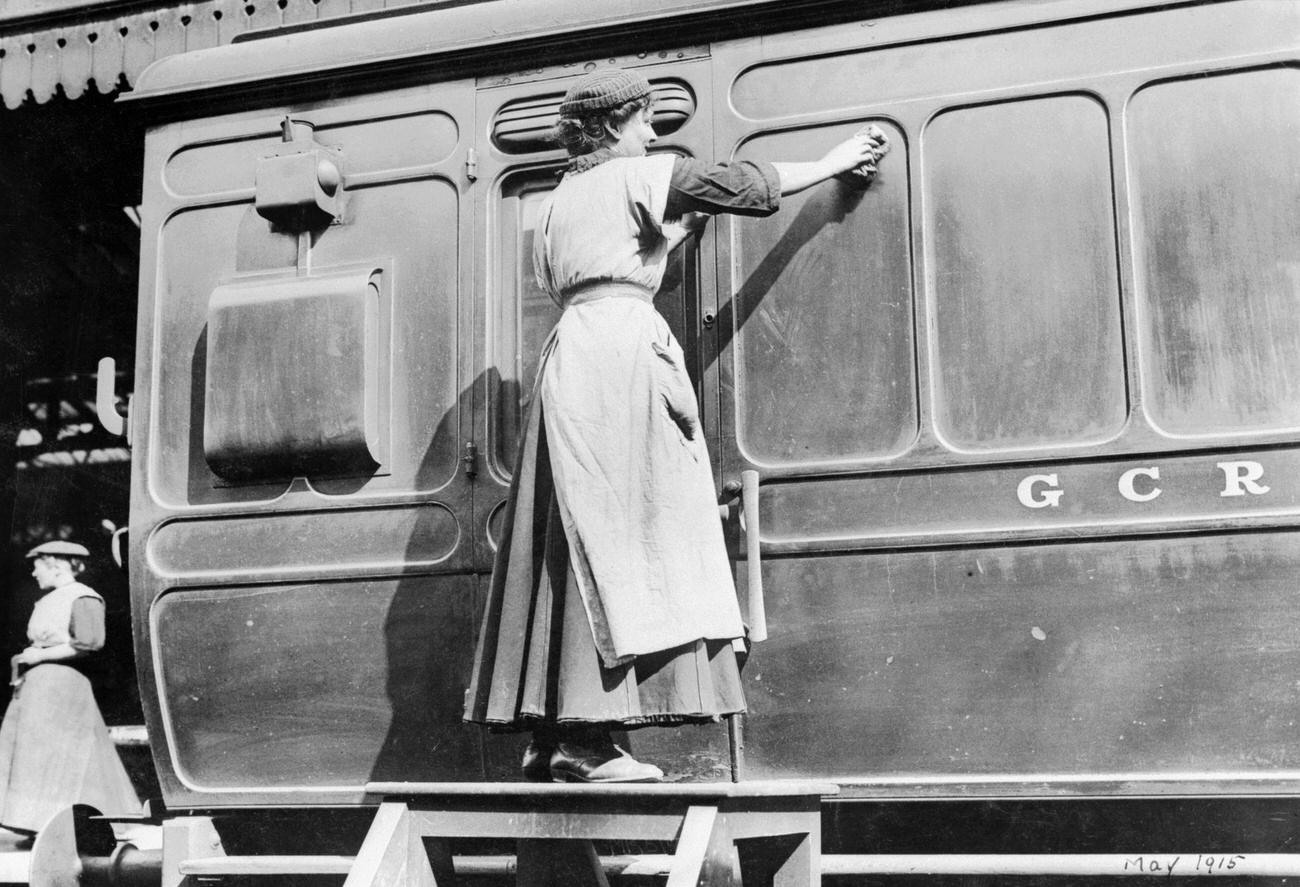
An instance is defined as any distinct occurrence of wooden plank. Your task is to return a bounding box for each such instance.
[180,855,355,875]
[27,30,58,102]
[0,34,32,109]
[151,7,188,63]
[88,17,123,93]
[367,780,837,800]
[120,11,156,85]
[408,809,684,842]
[181,2,220,51]
[58,24,92,99]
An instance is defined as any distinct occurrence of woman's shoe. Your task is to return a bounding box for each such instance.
[520,740,554,781]
[549,741,663,783]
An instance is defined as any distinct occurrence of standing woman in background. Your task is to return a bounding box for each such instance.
[0,541,139,838]
[465,67,889,782]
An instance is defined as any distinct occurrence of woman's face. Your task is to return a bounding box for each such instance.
[610,106,657,156]
[31,556,70,591]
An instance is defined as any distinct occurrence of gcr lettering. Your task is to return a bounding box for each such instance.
[1016,461,1271,509]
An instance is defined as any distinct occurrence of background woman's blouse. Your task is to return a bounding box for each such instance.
[68,598,105,652]
[28,582,106,653]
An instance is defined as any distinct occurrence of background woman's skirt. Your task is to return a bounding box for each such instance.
[464,392,745,731]
[0,663,139,832]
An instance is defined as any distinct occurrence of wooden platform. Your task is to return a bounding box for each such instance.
[348,780,838,887]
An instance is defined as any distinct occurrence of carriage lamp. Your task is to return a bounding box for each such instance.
[254,116,344,229]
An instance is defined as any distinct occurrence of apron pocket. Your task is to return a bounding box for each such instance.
[650,340,702,453]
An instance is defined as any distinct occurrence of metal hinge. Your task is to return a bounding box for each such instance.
[465,148,478,183]
[462,441,479,479]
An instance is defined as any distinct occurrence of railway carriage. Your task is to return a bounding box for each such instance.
[81,0,1300,877]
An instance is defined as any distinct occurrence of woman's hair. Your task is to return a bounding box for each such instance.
[553,95,653,156]
[38,554,86,576]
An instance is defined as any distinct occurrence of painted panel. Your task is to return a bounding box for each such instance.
[147,504,460,576]
[163,110,459,196]
[924,95,1125,452]
[743,530,1300,783]
[203,267,385,482]
[730,0,1296,119]
[763,447,1297,549]
[1129,68,1300,438]
[732,120,913,466]
[154,177,459,505]
[153,575,480,791]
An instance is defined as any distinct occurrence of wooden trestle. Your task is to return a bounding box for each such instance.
[345,780,837,887]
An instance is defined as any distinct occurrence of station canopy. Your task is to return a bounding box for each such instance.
[0,0,461,109]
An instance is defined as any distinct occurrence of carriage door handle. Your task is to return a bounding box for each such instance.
[740,469,768,643]
[96,356,130,442]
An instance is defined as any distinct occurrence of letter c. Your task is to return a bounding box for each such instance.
[1018,474,1063,509]
[1119,466,1162,503]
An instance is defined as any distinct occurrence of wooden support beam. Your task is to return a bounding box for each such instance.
[667,805,739,887]
[342,802,425,887]
[161,816,223,887]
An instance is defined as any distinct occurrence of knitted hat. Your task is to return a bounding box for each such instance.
[26,540,90,559]
[558,68,652,118]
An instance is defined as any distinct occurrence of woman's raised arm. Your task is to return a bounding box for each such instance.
[771,125,890,195]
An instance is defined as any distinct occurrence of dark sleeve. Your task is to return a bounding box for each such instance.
[665,156,781,219]
[69,596,106,653]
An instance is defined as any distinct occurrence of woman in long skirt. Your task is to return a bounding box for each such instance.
[0,541,139,836]
[464,68,889,782]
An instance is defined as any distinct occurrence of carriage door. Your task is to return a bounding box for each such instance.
[470,53,737,780]
[133,82,480,807]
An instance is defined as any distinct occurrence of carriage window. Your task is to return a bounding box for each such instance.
[732,121,914,466]
[490,165,699,476]
[923,95,1126,452]
[1129,68,1300,438]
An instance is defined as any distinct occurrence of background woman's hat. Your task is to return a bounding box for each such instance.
[558,68,652,117]
[26,540,90,559]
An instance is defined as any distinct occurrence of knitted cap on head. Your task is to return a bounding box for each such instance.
[558,68,652,118]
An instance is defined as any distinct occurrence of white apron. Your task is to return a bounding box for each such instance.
[533,155,745,667]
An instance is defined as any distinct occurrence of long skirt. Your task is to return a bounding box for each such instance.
[0,663,139,832]
[464,360,746,731]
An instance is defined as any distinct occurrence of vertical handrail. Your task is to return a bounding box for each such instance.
[740,470,767,643]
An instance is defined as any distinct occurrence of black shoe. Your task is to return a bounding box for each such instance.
[549,741,663,783]
[521,740,554,781]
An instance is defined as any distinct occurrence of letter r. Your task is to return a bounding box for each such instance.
[1218,461,1270,497]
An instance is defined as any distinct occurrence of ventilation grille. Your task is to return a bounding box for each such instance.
[492,80,696,154]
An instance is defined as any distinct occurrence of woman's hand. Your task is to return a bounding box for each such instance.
[820,125,890,175]
[14,647,43,667]
[663,212,711,253]
[772,125,891,196]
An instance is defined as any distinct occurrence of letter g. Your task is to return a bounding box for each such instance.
[1018,474,1063,509]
